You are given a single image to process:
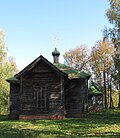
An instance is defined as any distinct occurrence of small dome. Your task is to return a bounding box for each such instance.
[52,48,60,56]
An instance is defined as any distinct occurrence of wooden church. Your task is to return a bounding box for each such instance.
[7,48,90,120]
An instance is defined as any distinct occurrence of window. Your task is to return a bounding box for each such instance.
[33,86,48,111]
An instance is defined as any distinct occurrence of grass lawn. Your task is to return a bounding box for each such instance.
[0,109,120,138]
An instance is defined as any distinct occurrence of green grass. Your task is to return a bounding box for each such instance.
[0,109,120,138]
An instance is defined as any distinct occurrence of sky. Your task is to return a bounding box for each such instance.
[0,0,111,70]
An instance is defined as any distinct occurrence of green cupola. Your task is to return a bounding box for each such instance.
[52,48,60,63]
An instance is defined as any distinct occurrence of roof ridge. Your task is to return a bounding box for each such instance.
[14,55,67,78]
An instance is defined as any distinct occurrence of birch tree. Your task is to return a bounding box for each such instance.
[0,30,18,114]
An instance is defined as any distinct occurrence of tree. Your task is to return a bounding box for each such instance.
[0,30,18,114]
[89,39,115,109]
[63,45,88,71]
[0,31,6,63]
[105,0,120,108]
[105,0,120,43]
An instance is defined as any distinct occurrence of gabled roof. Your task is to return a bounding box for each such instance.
[7,55,68,83]
[88,82,102,96]
[7,55,91,83]
[15,55,68,78]
[54,63,91,79]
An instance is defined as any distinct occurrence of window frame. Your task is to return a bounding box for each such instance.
[33,86,49,111]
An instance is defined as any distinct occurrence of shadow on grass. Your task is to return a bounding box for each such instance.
[0,115,9,121]
[0,109,120,138]
[0,120,120,138]
[0,126,68,138]
[87,109,120,124]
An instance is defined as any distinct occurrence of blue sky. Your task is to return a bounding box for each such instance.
[0,0,110,70]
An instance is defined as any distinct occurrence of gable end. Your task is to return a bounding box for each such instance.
[14,55,68,78]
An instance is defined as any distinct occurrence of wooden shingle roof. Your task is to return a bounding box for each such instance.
[7,55,91,83]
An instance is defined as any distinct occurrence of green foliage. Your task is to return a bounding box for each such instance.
[112,90,119,107]
[0,31,18,114]
[106,0,120,24]
[0,109,120,138]
[105,0,120,42]
[0,31,6,63]
[105,0,120,83]
[105,0,120,107]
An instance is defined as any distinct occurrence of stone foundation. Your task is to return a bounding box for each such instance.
[8,114,19,120]
[19,115,65,120]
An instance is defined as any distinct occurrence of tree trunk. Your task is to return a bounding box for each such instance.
[103,70,107,109]
[107,71,110,108]
[109,80,112,109]
[118,83,120,108]
[118,93,120,108]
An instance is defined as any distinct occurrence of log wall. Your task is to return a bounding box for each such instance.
[65,78,88,116]
[9,83,20,118]
[19,60,65,117]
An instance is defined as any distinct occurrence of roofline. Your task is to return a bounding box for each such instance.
[6,77,20,83]
[69,74,91,80]
[88,92,102,96]
[6,79,20,83]
[91,81,101,92]
[69,77,87,81]
[54,63,91,79]
[15,55,68,78]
